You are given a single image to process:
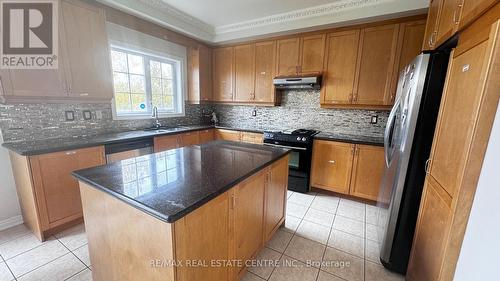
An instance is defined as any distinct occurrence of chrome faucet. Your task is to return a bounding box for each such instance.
[152,106,161,128]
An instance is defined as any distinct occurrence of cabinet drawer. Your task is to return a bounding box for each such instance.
[240,132,263,144]
[215,129,241,141]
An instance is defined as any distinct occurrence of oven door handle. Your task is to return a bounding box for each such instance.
[263,143,307,151]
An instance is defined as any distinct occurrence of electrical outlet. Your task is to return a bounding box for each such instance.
[252,109,257,117]
[95,110,103,119]
[83,110,92,120]
[370,115,378,124]
[65,111,75,121]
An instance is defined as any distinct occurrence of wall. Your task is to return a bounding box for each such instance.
[453,103,500,281]
[0,130,22,230]
[214,90,389,136]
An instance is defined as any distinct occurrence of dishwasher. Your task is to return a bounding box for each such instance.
[105,138,154,163]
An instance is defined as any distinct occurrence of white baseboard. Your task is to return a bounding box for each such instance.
[0,215,23,231]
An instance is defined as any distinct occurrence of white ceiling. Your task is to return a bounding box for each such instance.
[98,0,429,44]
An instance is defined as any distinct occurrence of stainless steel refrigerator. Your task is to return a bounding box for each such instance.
[375,51,450,274]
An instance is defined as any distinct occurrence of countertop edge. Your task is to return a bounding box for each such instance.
[72,150,291,223]
[313,135,384,147]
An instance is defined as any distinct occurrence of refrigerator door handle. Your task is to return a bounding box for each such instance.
[384,98,400,167]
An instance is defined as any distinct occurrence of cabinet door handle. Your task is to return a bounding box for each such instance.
[65,151,77,155]
[328,160,336,164]
[231,195,236,209]
[453,4,463,24]
[425,159,431,174]
[429,31,437,47]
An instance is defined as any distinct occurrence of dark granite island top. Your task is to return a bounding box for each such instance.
[72,140,290,223]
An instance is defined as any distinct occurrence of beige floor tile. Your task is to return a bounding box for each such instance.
[288,192,316,207]
[287,190,294,199]
[336,203,365,222]
[247,247,281,279]
[365,223,380,242]
[310,195,339,214]
[284,235,326,266]
[332,216,364,238]
[317,270,345,281]
[286,202,309,219]
[327,230,364,258]
[18,253,86,281]
[269,256,319,281]
[283,216,301,233]
[55,224,87,251]
[365,240,381,264]
[295,220,330,245]
[6,239,69,277]
[0,225,30,246]
[0,262,14,281]
[73,245,91,266]
[339,199,366,210]
[266,229,293,253]
[0,234,45,260]
[322,247,364,281]
[66,269,92,281]
[241,271,266,281]
[365,260,405,281]
[366,205,381,225]
[303,209,335,227]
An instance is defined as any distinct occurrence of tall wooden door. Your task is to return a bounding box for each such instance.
[428,40,488,197]
[61,0,113,100]
[234,44,255,102]
[233,172,265,274]
[175,191,232,281]
[350,145,386,202]
[276,38,300,76]
[299,34,326,74]
[422,0,444,50]
[321,30,360,105]
[310,140,354,194]
[254,41,276,103]
[199,45,213,101]
[30,147,105,228]
[264,157,288,240]
[354,24,399,105]
[213,47,234,101]
[436,0,464,45]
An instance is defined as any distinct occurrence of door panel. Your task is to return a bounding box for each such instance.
[422,0,444,50]
[321,30,360,104]
[254,41,276,103]
[350,145,387,202]
[265,158,288,240]
[436,0,464,45]
[234,44,255,102]
[355,24,399,105]
[276,38,300,76]
[154,135,179,152]
[213,47,234,101]
[460,0,498,29]
[310,140,354,194]
[300,34,326,74]
[215,129,241,142]
[178,132,200,147]
[199,129,215,144]
[429,40,488,197]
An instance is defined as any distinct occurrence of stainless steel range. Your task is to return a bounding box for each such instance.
[263,129,318,193]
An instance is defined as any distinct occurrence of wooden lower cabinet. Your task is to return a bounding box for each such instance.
[178,131,200,147]
[240,132,263,144]
[310,140,386,202]
[215,129,242,142]
[9,146,105,241]
[154,135,180,152]
[199,129,215,144]
[264,158,288,241]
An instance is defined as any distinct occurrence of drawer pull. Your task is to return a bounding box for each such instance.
[328,160,336,164]
[65,151,77,155]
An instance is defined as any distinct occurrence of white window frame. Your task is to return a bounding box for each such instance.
[110,45,186,120]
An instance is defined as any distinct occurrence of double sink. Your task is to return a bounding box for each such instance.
[143,126,191,134]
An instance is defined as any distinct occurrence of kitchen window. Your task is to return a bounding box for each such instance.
[110,47,184,119]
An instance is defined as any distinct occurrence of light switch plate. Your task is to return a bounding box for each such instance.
[370,115,378,124]
[83,110,92,120]
[65,111,75,121]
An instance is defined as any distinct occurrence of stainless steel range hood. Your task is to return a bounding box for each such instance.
[273,75,322,90]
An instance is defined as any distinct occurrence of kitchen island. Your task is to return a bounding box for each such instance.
[72,140,289,281]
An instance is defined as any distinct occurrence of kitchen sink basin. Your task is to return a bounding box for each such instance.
[143,126,188,133]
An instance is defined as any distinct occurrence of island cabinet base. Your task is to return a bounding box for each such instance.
[79,155,289,281]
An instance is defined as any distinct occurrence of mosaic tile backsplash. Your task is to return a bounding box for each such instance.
[214,90,389,137]
[0,90,389,143]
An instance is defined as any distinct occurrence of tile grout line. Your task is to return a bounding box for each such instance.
[55,237,90,270]
[63,267,88,281]
[0,233,47,262]
[15,252,72,280]
[1,253,18,281]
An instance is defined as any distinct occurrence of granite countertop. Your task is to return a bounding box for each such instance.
[2,125,214,156]
[314,132,384,146]
[72,141,290,223]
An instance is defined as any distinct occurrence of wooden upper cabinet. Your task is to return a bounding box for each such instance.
[350,145,386,202]
[428,39,488,198]
[299,34,326,74]
[234,44,256,102]
[264,158,288,240]
[310,140,354,194]
[213,47,234,102]
[407,177,452,281]
[61,0,113,100]
[354,24,399,106]
[276,38,300,76]
[187,45,212,104]
[321,30,360,105]
[423,0,444,50]
[436,0,465,46]
[30,147,105,228]
[233,172,265,275]
[459,0,498,29]
[254,41,276,103]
